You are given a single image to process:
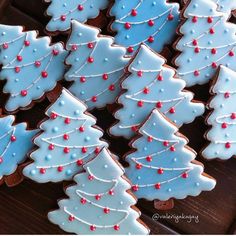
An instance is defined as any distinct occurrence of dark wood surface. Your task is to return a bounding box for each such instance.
[0,0,236,234]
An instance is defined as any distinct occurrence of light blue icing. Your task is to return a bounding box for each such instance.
[0,116,37,181]
[0,24,67,112]
[110,44,205,139]
[125,109,216,201]
[23,88,108,183]
[45,0,109,32]
[202,66,236,160]
[175,0,236,86]
[212,0,236,14]
[110,0,180,55]
[48,148,149,235]
[65,21,130,110]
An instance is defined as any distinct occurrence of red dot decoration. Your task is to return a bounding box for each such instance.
[68,215,75,222]
[192,16,198,23]
[148,136,153,142]
[131,9,137,16]
[64,147,70,154]
[155,183,161,189]
[10,135,16,142]
[82,147,87,153]
[137,100,144,107]
[222,123,227,129]
[71,45,77,51]
[158,168,164,175]
[24,40,30,46]
[40,168,46,174]
[80,76,86,83]
[137,71,143,77]
[109,84,115,91]
[87,57,94,63]
[209,28,215,34]
[63,134,69,140]
[225,142,231,149]
[169,107,175,114]
[88,175,94,181]
[77,159,83,166]
[211,48,217,54]
[15,66,20,73]
[212,62,217,68]
[87,42,94,49]
[146,156,152,162]
[148,20,154,27]
[156,102,163,109]
[170,145,176,152]
[65,118,71,124]
[207,17,213,23]
[103,208,110,214]
[48,144,55,150]
[194,47,200,53]
[127,47,134,53]
[95,194,101,201]
[2,43,8,49]
[136,163,142,170]
[143,87,150,94]
[168,14,174,21]
[17,55,22,61]
[78,4,84,11]
[229,51,234,57]
[90,225,96,231]
[57,166,63,172]
[79,126,85,132]
[163,141,169,147]
[41,71,48,78]
[124,22,131,29]
[92,96,97,103]
[224,92,230,98]
[21,90,27,97]
[131,126,138,132]
[52,49,59,56]
[50,112,57,119]
[102,74,108,80]
[192,39,198,46]
[109,189,115,195]
[231,113,236,119]
[0,157,3,164]
[35,61,41,67]
[114,225,120,231]
[60,15,66,21]
[148,36,154,43]
[132,185,139,192]
[182,172,188,179]
[194,70,200,77]
[95,147,100,154]
[80,198,87,204]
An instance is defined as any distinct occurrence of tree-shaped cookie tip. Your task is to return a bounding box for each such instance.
[48,148,150,235]
[65,20,130,110]
[0,24,67,112]
[110,44,205,139]
[23,88,108,183]
[125,109,216,201]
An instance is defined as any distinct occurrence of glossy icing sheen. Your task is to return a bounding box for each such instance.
[212,0,236,14]
[65,21,130,110]
[125,109,216,201]
[23,89,108,183]
[0,24,67,112]
[175,0,236,86]
[110,44,205,139]
[48,148,149,235]
[0,116,37,181]
[202,66,236,160]
[110,0,179,55]
[45,0,109,32]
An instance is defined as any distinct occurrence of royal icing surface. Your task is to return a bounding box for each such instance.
[0,116,37,181]
[202,66,236,160]
[175,0,236,87]
[48,148,149,235]
[65,21,130,110]
[125,109,216,201]
[110,44,205,139]
[110,0,180,55]
[0,24,67,112]
[45,0,109,32]
[23,88,108,183]
[212,0,236,14]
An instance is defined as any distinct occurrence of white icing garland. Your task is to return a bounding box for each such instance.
[0,128,15,158]
[215,113,236,124]
[46,111,87,121]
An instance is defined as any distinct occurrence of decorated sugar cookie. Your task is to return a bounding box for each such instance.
[65,21,130,110]
[109,0,180,55]
[110,44,205,139]
[45,0,109,33]
[23,88,108,183]
[175,0,236,87]
[0,116,37,183]
[125,109,216,201]
[202,66,236,160]
[0,24,67,113]
[48,148,150,235]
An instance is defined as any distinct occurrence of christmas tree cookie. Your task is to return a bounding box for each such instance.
[0,24,67,113]
[45,0,109,33]
[211,0,236,15]
[110,44,205,139]
[48,148,150,235]
[125,109,216,201]
[202,66,236,160]
[65,21,130,110]
[23,89,108,183]
[175,0,236,87]
[0,115,37,184]
[109,0,180,55]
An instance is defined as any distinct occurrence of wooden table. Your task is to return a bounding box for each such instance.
[0,0,235,234]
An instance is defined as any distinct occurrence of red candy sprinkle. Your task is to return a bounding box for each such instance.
[94,147,100,154]
[169,107,175,114]
[146,156,152,162]
[104,208,110,214]
[95,194,101,201]
[82,147,87,153]
[163,141,169,147]
[40,168,46,174]
[109,84,115,91]
[63,134,69,140]
[17,55,22,61]
[224,92,230,98]
[231,113,236,119]
[15,67,20,73]
[114,225,120,231]
[79,126,85,132]
[170,145,176,152]
[222,123,227,129]
[0,157,3,164]
[52,49,59,56]
[192,16,198,23]
[35,61,41,67]
[60,15,66,21]
[136,163,142,170]
[41,71,48,78]
[229,51,234,57]
[148,36,154,43]
[80,198,87,204]
[143,87,150,94]
[50,112,57,119]
[90,225,96,231]
[87,57,94,63]
[148,136,153,142]
[158,168,164,175]
[109,189,115,195]
[78,4,84,11]
[137,71,143,77]
[209,28,215,34]
[194,47,200,53]
[132,185,139,192]
[131,126,138,132]
[127,46,134,53]
[182,172,188,178]
[155,183,161,189]
[65,118,71,124]
[192,39,198,46]
[88,175,94,181]
[207,17,213,23]
[48,144,55,150]
[57,166,63,172]
[212,62,217,68]
[64,147,70,153]
[11,135,16,142]
[148,20,154,26]
[24,40,30,46]
[131,9,137,16]
[124,22,131,29]
[225,142,231,149]
[194,70,200,76]
[211,48,217,54]
[168,14,174,21]
[68,215,75,222]
[71,45,77,51]
[157,75,163,81]
[156,102,163,108]
[87,43,94,49]
[80,76,86,83]
[77,160,83,166]
[3,43,8,49]
[92,96,97,102]
[137,100,144,107]
[21,90,27,97]
[102,74,108,80]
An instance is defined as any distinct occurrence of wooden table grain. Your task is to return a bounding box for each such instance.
[0,0,235,234]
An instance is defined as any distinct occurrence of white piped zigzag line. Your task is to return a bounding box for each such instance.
[46,111,87,121]
[215,114,236,125]
[141,130,177,143]
[0,128,15,157]
[187,12,224,18]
